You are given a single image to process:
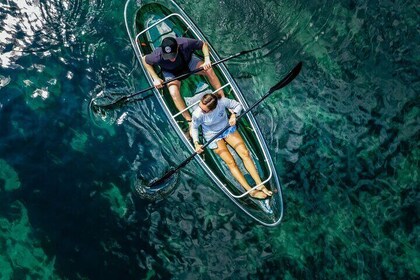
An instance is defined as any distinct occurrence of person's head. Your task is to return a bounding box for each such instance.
[161,37,178,61]
[199,94,218,113]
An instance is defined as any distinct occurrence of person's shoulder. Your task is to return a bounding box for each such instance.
[177,37,202,46]
[177,37,199,42]
[176,37,187,44]
[146,46,162,55]
[192,107,203,119]
[219,97,230,104]
[220,97,239,107]
[223,97,238,103]
[145,48,163,63]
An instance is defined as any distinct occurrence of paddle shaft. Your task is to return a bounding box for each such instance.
[95,41,272,109]
[127,48,265,101]
[148,62,303,188]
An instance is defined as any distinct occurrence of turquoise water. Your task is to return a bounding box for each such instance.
[0,0,418,279]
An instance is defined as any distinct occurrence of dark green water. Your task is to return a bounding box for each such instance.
[0,0,418,279]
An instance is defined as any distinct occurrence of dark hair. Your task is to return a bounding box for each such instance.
[201,93,218,111]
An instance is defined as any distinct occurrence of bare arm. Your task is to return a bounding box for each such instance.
[142,56,164,88]
[201,42,212,70]
[190,115,204,154]
[223,97,242,126]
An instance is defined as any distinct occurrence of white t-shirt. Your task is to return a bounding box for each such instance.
[190,97,243,143]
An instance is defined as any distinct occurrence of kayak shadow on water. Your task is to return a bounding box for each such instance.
[131,172,179,201]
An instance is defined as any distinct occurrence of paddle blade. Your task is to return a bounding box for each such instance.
[134,173,179,200]
[148,154,197,188]
[148,168,178,188]
[92,96,128,110]
[269,62,303,93]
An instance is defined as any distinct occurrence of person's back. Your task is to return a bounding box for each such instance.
[145,37,203,75]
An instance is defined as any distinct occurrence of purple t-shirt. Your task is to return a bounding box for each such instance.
[145,37,203,75]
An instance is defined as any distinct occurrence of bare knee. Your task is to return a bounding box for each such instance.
[170,91,179,100]
[225,159,238,169]
[239,150,250,160]
[216,149,237,168]
[205,68,216,78]
[168,83,181,98]
[234,143,250,159]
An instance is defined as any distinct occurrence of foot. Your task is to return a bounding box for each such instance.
[249,189,268,200]
[257,185,273,196]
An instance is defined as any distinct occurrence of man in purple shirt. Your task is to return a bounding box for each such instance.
[142,36,224,124]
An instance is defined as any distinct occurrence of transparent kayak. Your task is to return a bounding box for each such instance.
[125,0,284,226]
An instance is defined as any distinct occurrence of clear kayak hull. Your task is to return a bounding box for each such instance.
[124,0,284,226]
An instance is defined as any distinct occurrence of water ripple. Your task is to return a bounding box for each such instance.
[0,0,418,278]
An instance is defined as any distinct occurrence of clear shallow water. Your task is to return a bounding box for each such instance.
[0,0,418,279]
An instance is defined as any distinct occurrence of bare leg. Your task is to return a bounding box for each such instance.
[214,140,267,199]
[167,80,191,121]
[225,131,273,196]
[196,62,224,98]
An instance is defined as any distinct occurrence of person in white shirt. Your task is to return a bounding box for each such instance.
[190,94,273,200]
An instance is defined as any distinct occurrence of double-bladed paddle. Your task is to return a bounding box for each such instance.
[92,40,274,110]
[147,62,303,188]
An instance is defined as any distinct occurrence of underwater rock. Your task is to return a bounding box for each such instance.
[0,201,59,278]
[0,159,21,191]
[70,129,89,153]
[101,183,128,218]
